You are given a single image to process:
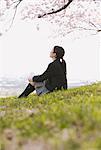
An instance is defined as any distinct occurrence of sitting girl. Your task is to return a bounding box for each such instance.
[18,46,67,98]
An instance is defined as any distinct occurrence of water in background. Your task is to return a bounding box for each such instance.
[0,77,96,97]
[0,77,27,97]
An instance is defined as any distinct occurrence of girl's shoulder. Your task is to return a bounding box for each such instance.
[47,61,56,69]
[49,60,57,66]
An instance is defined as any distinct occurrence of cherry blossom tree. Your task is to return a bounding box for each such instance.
[0,0,101,37]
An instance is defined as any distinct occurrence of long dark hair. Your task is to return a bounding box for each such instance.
[53,46,67,74]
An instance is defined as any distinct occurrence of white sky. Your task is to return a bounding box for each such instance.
[0,20,101,82]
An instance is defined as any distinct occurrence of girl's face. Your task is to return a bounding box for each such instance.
[50,49,56,59]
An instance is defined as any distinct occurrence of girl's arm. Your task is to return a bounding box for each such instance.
[32,63,52,82]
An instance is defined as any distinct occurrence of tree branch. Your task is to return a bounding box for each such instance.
[89,21,98,29]
[89,21,101,32]
[38,0,73,18]
[5,0,23,32]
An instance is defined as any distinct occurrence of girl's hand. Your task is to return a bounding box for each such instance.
[28,78,35,86]
[28,78,32,82]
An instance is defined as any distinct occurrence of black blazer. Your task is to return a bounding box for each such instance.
[33,59,67,91]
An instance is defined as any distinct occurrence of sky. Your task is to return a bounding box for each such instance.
[0,19,101,82]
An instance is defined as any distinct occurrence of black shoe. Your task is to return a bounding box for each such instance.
[18,83,35,98]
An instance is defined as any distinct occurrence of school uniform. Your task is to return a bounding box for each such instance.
[18,59,67,98]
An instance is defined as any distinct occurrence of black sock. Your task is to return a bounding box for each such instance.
[18,83,35,98]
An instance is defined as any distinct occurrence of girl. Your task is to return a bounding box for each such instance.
[18,46,67,98]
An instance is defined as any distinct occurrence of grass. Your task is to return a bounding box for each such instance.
[0,82,101,150]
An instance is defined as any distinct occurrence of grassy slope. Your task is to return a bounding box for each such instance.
[0,83,101,150]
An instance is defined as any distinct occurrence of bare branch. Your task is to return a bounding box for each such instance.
[38,0,73,18]
[89,21,99,29]
[15,0,23,8]
[72,26,96,31]
[97,29,101,32]
[89,21,101,33]
[7,0,20,8]
[5,0,23,32]
[6,6,17,32]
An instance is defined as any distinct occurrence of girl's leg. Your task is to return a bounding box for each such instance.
[18,83,35,98]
